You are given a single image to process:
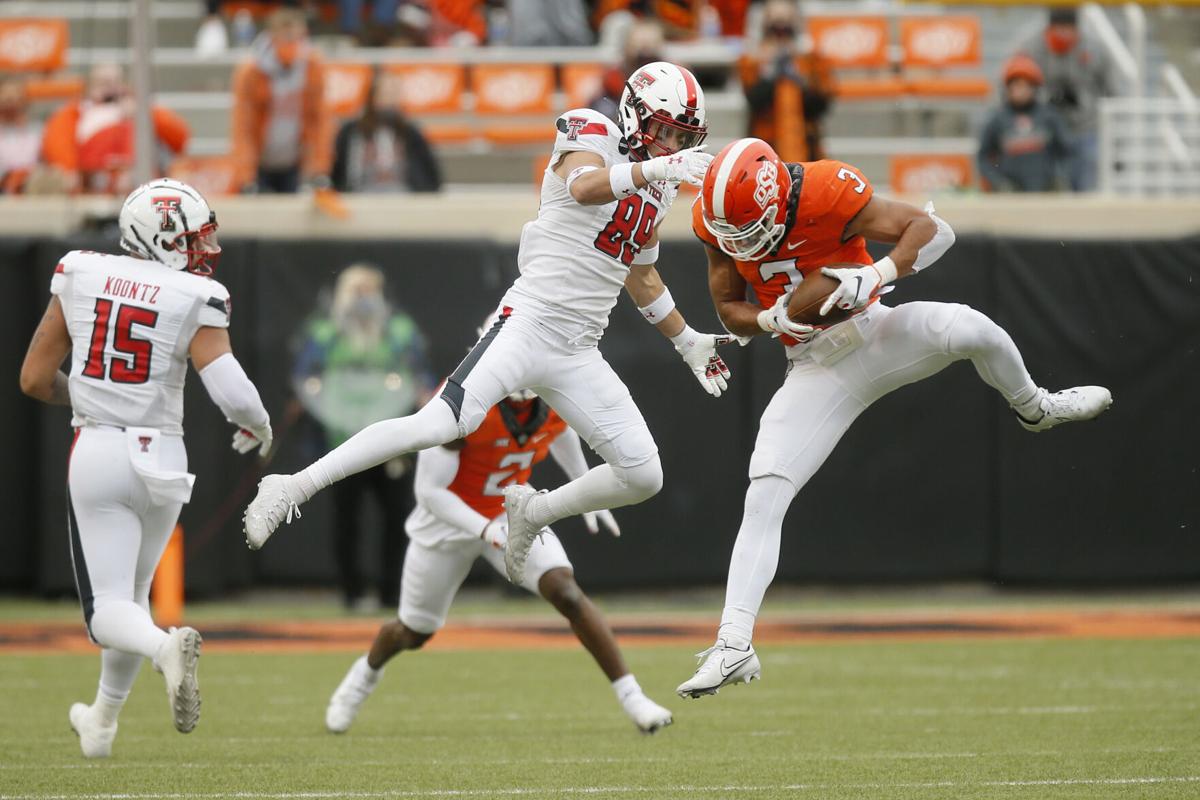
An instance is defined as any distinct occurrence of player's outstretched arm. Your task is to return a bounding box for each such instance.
[414,444,505,548]
[20,297,72,407]
[191,326,273,456]
[820,197,956,316]
[556,148,713,206]
[705,243,814,342]
[548,428,619,537]
[624,252,733,398]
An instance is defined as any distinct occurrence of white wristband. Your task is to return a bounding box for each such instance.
[609,162,637,199]
[873,256,898,286]
[632,242,659,265]
[637,286,675,323]
[669,324,698,350]
[757,308,774,333]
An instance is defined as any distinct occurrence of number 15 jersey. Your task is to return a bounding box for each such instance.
[51,249,232,435]
[507,107,678,338]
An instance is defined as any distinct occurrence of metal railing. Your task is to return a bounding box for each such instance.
[1098,97,1200,196]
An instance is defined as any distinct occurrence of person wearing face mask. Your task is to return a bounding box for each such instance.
[737,0,834,162]
[0,76,40,194]
[292,265,436,611]
[230,8,332,194]
[40,64,190,195]
[590,18,667,124]
[977,55,1073,193]
[1015,8,1115,191]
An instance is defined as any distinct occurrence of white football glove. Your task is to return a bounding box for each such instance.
[480,518,508,550]
[640,146,713,187]
[758,291,817,342]
[672,327,733,397]
[582,509,621,538]
[232,423,273,457]
[819,265,891,316]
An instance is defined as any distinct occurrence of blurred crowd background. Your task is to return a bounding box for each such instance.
[0,0,1196,199]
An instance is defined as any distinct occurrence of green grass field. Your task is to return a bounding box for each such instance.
[1,593,1198,799]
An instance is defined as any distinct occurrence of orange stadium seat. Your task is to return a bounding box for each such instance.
[23,76,84,101]
[889,154,973,194]
[0,19,68,72]
[323,63,373,119]
[384,64,466,115]
[807,17,904,102]
[561,64,605,110]
[472,64,555,115]
[483,124,556,148]
[422,124,476,146]
[901,17,991,100]
[167,156,242,197]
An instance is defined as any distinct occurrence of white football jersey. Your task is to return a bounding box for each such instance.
[505,107,678,339]
[50,250,231,435]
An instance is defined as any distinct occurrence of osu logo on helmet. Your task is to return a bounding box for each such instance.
[701,138,792,262]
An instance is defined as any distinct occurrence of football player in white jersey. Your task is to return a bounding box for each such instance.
[19,179,272,758]
[244,62,730,586]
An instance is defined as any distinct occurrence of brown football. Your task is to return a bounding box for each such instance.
[787,263,869,327]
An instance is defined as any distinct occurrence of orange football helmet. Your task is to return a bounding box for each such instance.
[700,138,791,262]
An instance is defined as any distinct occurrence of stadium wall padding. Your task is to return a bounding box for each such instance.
[3,233,1197,596]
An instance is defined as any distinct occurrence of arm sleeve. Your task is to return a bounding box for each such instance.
[302,58,333,178]
[403,123,442,192]
[413,446,492,535]
[976,115,1007,191]
[198,352,270,430]
[152,106,190,156]
[229,63,261,188]
[40,105,79,172]
[330,122,351,192]
[547,427,591,481]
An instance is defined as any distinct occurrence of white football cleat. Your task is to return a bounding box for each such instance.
[676,639,761,699]
[68,702,116,759]
[622,693,674,734]
[1016,386,1112,433]
[326,656,381,734]
[154,626,202,733]
[502,484,544,584]
[243,474,301,550]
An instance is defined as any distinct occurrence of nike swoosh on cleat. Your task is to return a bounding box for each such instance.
[719,653,754,678]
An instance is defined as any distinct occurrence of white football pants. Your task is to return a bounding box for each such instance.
[68,426,180,701]
[304,304,663,526]
[721,302,1040,644]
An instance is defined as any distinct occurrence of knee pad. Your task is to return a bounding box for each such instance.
[947,305,1008,357]
[616,455,663,502]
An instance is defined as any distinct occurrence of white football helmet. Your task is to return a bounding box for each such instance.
[477,313,536,403]
[618,61,707,162]
[119,178,221,275]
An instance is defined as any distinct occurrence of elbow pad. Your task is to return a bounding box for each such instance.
[913,202,956,272]
[199,352,269,430]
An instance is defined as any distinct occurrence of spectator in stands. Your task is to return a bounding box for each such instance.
[331,71,441,193]
[231,8,332,194]
[293,265,435,611]
[977,55,1073,193]
[195,1,230,57]
[1016,8,1116,191]
[590,18,666,123]
[508,0,592,46]
[40,63,190,195]
[738,0,833,162]
[400,0,487,46]
[0,76,41,194]
[594,1,700,41]
[339,0,399,46]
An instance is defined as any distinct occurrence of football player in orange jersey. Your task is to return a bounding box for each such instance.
[323,388,674,734]
[676,138,1112,697]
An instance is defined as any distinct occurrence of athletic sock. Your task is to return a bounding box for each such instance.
[611,673,641,706]
[717,612,755,651]
[354,654,383,683]
[93,685,126,728]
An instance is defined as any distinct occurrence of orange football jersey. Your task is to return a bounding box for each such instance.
[448,400,569,519]
[693,159,874,342]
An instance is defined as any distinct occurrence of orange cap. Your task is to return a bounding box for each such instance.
[1003,54,1044,86]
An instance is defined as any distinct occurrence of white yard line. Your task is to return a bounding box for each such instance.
[4,776,1200,799]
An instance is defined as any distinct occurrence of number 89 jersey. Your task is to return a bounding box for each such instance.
[510,107,677,334]
[51,249,232,434]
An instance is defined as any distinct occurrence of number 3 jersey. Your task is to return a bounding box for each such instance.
[506,107,678,340]
[406,399,568,545]
[691,159,874,345]
[51,249,232,435]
